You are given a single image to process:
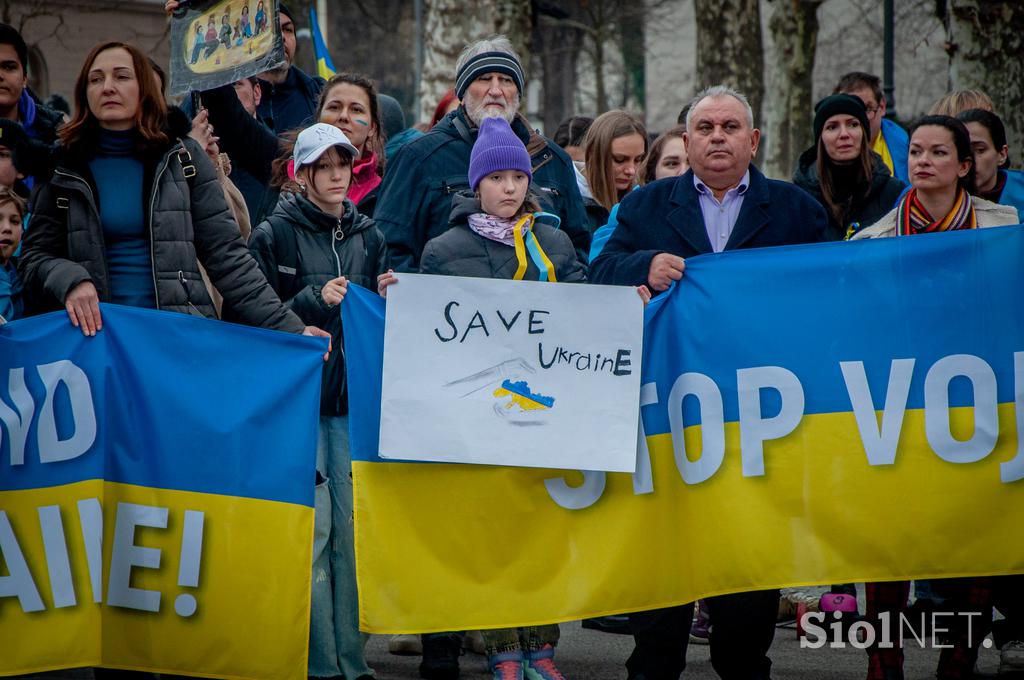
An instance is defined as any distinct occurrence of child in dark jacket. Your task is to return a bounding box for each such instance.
[0,187,25,323]
[249,123,386,680]
[379,116,576,680]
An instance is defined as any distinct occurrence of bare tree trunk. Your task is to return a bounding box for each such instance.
[593,28,607,114]
[418,0,473,123]
[537,18,583,133]
[491,0,532,61]
[693,0,765,125]
[947,0,1024,166]
[617,3,645,111]
[417,0,532,123]
[764,0,822,179]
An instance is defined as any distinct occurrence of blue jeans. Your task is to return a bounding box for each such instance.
[309,415,372,679]
[481,625,560,656]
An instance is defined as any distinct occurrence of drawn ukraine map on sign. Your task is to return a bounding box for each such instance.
[444,357,556,424]
[494,379,555,413]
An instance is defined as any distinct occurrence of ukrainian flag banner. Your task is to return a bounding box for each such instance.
[309,7,336,80]
[345,225,1024,633]
[0,305,325,679]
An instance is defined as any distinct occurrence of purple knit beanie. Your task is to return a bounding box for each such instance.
[469,117,532,190]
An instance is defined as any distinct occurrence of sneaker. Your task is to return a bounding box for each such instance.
[820,592,860,641]
[820,593,858,616]
[390,633,423,655]
[488,651,525,680]
[524,645,566,680]
[420,633,461,680]
[1000,640,1024,674]
[689,599,710,644]
[492,660,524,680]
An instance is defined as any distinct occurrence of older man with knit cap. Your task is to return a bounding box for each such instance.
[375,35,590,273]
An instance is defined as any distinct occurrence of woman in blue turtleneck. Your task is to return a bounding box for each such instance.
[20,41,325,339]
[88,125,154,308]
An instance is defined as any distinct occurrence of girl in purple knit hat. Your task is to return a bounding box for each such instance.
[379,117,651,680]
[379,116,585,680]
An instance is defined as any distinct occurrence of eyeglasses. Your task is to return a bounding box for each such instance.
[864,105,880,117]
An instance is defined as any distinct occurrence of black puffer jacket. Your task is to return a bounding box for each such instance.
[420,193,586,282]
[793,149,906,240]
[250,192,389,415]
[20,119,304,332]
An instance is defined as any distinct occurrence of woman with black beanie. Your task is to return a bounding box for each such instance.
[793,93,905,240]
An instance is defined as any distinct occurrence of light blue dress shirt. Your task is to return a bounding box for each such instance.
[694,169,750,252]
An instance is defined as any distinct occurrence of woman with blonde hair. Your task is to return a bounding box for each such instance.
[929,89,994,117]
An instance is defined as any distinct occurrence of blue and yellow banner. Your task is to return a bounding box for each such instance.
[345,225,1024,633]
[0,305,325,679]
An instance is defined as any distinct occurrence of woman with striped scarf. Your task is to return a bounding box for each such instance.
[853,115,1017,240]
[851,115,1018,680]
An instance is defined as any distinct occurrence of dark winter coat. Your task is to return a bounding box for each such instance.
[7,90,65,187]
[257,65,325,134]
[375,107,592,272]
[19,118,304,333]
[591,166,828,288]
[420,193,586,283]
[249,192,389,415]
[583,196,610,234]
[199,84,278,221]
[196,85,289,224]
[22,89,63,145]
[792,149,906,240]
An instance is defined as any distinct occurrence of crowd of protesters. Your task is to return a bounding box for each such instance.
[2,2,1023,679]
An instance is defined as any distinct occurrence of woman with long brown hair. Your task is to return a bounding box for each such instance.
[637,125,688,185]
[793,94,905,240]
[314,72,387,214]
[580,110,648,233]
[19,41,319,339]
[261,72,388,219]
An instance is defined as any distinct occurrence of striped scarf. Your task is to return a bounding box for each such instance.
[897,187,977,235]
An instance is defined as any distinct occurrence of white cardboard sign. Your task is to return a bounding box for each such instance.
[379,274,643,472]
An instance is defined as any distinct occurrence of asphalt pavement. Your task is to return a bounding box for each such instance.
[363,618,1006,680]
[13,586,1015,680]
[14,619,1009,680]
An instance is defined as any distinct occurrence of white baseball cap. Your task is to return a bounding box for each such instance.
[293,123,358,168]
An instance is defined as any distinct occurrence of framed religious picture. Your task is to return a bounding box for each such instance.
[168,0,285,96]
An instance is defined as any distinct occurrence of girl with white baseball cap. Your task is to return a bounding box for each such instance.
[250,122,388,680]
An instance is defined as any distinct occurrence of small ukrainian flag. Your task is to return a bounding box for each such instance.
[309,7,336,80]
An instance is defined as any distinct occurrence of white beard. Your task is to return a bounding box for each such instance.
[464,91,521,126]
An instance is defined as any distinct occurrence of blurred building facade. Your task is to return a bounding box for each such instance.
[12,0,170,101]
